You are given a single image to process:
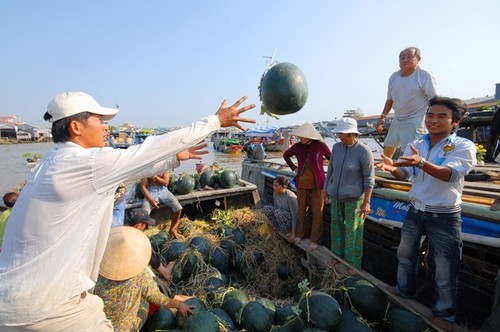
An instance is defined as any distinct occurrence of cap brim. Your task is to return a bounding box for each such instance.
[146,217,156,226]
[98,106,119,121]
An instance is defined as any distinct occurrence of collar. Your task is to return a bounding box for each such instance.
[422,132,457,148]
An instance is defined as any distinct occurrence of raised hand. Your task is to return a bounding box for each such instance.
[393,145,421,167]
[216,96,256,131]
[375,154,397,172]
[176,142,209,161]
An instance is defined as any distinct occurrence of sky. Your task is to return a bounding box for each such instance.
[1,0,499,130]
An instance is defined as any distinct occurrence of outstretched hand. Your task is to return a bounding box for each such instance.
[176,142,209,161]
[392,145,421,167]
[374,154,397,172]
[216,96,256,131]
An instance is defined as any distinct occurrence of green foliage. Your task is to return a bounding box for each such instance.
[23,152,42,162]
[478,105,491,111]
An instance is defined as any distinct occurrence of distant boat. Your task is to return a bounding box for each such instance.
[213,137,243,154]
[245,126,289,152]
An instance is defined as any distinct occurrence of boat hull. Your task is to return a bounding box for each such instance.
[241,159,500,328]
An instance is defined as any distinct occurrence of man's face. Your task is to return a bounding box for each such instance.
[425,105,459,136]
[77,114,109,148]
[399,48,419,73]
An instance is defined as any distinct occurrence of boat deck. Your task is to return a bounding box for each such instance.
[241,158,500,329]
[125,180,260,222]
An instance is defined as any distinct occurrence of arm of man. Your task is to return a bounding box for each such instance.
[376,99,393,132]
[154,172,169,187]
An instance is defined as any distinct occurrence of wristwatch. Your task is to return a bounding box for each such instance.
[417,157,426,168]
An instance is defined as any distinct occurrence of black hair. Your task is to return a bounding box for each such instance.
[3,192,18,208]
[43,111,93,143]
[428,96,468,124]
[274,175,290,189]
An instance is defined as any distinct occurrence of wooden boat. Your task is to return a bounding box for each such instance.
[124,179,260,221]
[245,126,289,152]
[213,137,243,154]
[241,157,500,329]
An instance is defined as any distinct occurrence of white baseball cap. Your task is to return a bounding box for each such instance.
[332,117,360,134]
[47,91,119,122]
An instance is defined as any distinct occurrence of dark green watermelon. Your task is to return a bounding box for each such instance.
[209,307,237,332]
[143,307,176,332]
[176,173,196,195]
[220,239,235,260]
[189,236,211,258]
[299,291,342,331]
[199,170,217,188]
[260,62,308,116]
[344,277,389,323]
[385,306,427,332]
[168,172,179,193]
[276,303,297,325]
[210,247,232,274]
[150,232,169,253]
[277,261,292,280]
[241,301,275,332]
[232,227,246,245]
[205,276,226,292]
[175,297,208,328]
[336,305,372,332]
[256,298,277,317]
[162,241,187,262]
[182,251,201,277]
[171,262,184,283]
[219,170,239,189]
[183,311,219,332]
[221,289,249,325]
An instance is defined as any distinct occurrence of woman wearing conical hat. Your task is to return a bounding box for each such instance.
[283,122,331,250]
[94,227,194,331]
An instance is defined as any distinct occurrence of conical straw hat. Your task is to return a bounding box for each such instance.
[99,226,151,281]
[291,122,323,140]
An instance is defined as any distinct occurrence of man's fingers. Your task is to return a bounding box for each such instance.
[236,103,256,114]
[230,95,248,109]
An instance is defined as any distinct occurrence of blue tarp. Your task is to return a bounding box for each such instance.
[245,126,279,137]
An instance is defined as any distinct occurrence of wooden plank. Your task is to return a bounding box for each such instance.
[280,234,458,332]
[376,174,500,194]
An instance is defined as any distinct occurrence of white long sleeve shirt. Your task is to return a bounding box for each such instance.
[0,115,220,325]
[400,133,476,213]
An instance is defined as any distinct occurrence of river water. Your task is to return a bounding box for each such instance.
[0,137,383,196]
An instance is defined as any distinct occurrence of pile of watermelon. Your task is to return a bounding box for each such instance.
[166,169,240,196]
[143,208,429,332]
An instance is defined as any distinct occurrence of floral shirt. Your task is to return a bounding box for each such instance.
[93,269,170,332]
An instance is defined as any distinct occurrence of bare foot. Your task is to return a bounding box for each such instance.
[169,230,184,240]
[431,317,453,332]
[294,237,302,245]
[287,232,295,244]
[309,242,319,250]
[158,261,174,281]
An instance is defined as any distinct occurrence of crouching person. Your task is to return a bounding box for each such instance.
[93,227,194,331]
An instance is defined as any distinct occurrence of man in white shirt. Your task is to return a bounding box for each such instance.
[376,96,475,327]
[0,91,254,330]
[376,46,439,158]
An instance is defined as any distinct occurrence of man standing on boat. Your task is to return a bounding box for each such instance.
[0,91,255,331]
[375,96,476,326]
[376,46,439,159]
